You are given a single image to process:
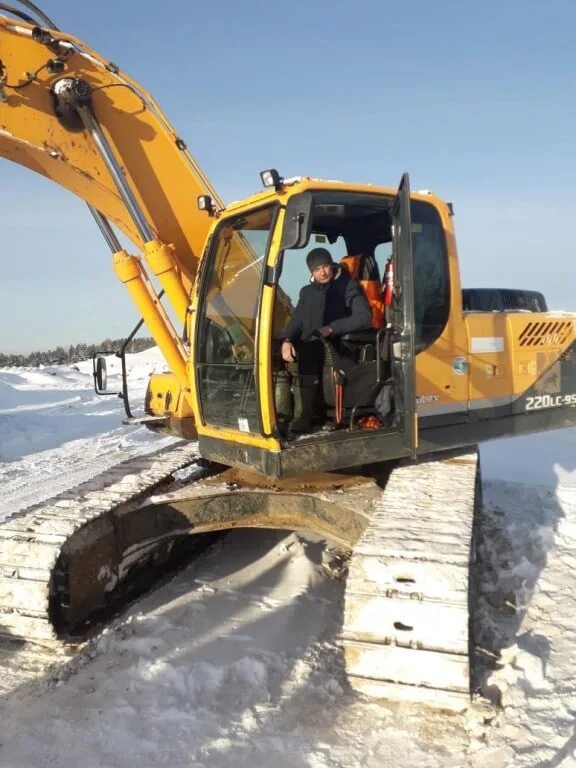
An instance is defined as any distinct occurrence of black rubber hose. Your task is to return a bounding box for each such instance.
[0,3,37,23]
[14,0,57,29]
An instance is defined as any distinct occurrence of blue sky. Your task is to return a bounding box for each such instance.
[1,0,575,353]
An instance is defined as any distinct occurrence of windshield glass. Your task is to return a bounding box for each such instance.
[196,206,276,433]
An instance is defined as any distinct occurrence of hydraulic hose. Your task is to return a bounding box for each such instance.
[14,0,57,29]
[0,4,37,23]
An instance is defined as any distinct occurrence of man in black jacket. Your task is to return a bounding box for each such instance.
[279,247,372,433]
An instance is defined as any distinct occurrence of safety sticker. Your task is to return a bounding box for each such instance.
[471,337,504,353]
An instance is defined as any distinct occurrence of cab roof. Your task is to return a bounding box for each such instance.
[222,177,449,217]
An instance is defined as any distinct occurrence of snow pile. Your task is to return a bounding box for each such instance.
[470,480,576,765]
[0,529,466,767]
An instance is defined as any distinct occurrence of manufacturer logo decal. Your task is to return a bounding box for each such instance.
[416,394,440,405]
[453,357,468,376]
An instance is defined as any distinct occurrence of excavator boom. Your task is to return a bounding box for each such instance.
[0,9,229,407]
[0,13,220,288]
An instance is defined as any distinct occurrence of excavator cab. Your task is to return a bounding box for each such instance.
[189,175,417,477]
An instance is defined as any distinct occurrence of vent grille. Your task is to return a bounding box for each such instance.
[519,321,573,347]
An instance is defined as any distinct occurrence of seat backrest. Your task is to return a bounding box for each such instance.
[340,253,384,328]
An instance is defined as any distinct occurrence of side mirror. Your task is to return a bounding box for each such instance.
[92,354,120,396]
[94,355,108,393]
[281,191,313,250]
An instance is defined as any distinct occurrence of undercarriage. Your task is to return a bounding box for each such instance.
[0,442,479,710]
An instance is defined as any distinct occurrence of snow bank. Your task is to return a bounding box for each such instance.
[0,348,169,461]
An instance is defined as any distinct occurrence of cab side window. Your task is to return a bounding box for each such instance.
[411,201,449,350]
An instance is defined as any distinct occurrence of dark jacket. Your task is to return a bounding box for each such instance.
[282,270,372,342]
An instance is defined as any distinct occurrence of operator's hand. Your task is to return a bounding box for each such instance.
[317,326,333,338]
[281,340,296,363]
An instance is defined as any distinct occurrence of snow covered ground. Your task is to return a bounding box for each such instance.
[0,348,178,517]
[1,349,576,767]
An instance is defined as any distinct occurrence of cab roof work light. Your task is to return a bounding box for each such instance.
[197,195,214,215]
[260,168,283,190]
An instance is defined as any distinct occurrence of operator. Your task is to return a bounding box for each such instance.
[279,247,372,433]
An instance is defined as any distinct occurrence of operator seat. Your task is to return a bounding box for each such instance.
[320,252,393,428]
[272,250,392,434]
[320,329,392,428]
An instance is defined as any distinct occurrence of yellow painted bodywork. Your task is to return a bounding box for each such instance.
[417,309,576,416]
[412,197,470,410]
[413,197,576,414]
[145,372,196,438]
[464,312,575,402]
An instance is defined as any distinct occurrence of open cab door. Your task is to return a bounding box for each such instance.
[391,173,417,459]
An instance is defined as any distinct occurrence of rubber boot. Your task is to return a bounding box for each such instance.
[274,369,293,437]
[290,374,319,433]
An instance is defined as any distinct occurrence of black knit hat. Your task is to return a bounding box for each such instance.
[306,247,335,272]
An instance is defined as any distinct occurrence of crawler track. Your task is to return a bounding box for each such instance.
[342,450,479,710]
[0,442,211,695]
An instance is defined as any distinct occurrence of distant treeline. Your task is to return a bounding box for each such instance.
[0,337,156,368]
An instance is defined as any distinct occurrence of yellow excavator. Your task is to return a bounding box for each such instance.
[1,2,575,710]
